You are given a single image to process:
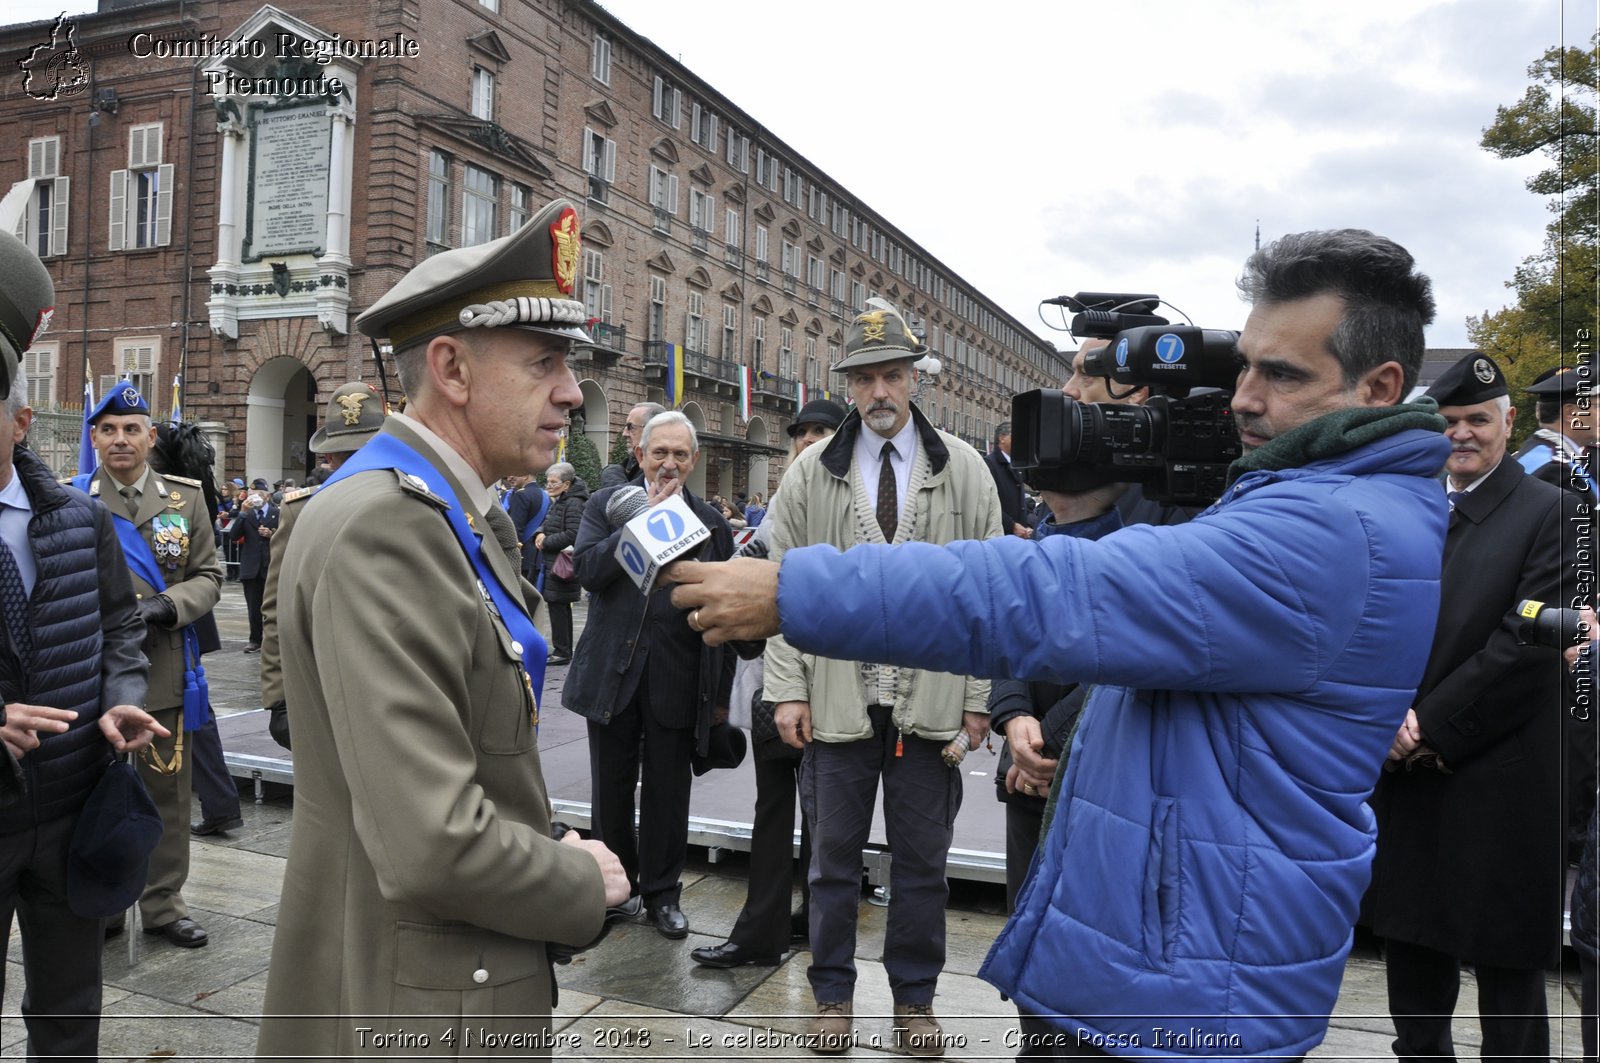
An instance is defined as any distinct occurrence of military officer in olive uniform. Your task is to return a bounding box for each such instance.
[87,385,222,948]
[258,380,387,750]
[257,200,628,1060]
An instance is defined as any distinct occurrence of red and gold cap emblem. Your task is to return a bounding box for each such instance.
[549,207,580,296]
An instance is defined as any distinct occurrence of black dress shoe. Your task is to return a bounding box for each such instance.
[243,643,261,655]
[144,917,209,948]
[691,940,780,969]
[790,911,810,946]
[546,656,571,667]
[191,815,244,836]
[646,903,689,939]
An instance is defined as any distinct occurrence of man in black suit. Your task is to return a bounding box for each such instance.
[503,473,549,583]
[562,411,736,939]
[984,421,1032,539]
[236,490,278,654]
[1364,352,1581,1062]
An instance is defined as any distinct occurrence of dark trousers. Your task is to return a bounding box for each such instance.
[0,812,102,1062]
[800,704,960,1005]
[728,749,810,955]
[586,694,694,906]
[1580,951,1596,1063]
[241,576,265,646]
[1004,798,1045,914]
[547,601,573,659]
[1385,938,1549,1061]
[188,713,240,823]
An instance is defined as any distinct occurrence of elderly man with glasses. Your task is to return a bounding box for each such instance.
[600,401,665,489]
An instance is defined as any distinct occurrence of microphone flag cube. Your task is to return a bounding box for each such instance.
[613,493,709,592]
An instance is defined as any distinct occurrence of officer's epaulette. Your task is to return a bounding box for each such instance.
[390,468,450,510]
[283,485,320,504]
[162,474,203,488]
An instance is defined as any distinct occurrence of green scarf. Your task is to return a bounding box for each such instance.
[1226,397,1446,486]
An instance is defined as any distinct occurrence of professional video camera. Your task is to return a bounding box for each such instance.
[1011,292,1242,507]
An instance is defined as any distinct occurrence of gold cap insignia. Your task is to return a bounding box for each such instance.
[336,391,369,426]
[550,207,580,296]
[859,310,889,344]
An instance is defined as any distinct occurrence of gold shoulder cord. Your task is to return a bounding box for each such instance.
[141,713,184,775]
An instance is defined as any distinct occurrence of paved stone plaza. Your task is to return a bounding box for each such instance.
[4,582,1585,1060]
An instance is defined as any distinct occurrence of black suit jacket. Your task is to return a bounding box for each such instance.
[561,484,736,747]
[985,448,1026,532]
[1365,457,1580,968]
[237,503,279,582]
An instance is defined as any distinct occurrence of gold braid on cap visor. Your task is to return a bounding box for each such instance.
[385,281,588,348]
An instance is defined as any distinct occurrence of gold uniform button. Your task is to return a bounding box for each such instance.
[472,968,489,984]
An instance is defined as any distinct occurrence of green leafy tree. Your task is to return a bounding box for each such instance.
[566,431,602,490]
[1480,34,1599,349]
[609,431,631,466]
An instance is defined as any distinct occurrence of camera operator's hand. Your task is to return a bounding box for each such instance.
[775,700,812,748]
[1040,482,1128,526]
[1388,707,1423,762]
[1565,606,1599,669]
[1004,715,1060,780]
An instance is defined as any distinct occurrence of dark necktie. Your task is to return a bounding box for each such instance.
[877,440,898,542]
[0,532,32,673]
[120,485,140,520]
[1447,490,1464,511]
[484,503,521,567]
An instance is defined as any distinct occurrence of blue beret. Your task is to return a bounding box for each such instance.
[88,383,150,423]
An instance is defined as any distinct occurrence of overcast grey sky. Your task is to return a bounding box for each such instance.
[9,0,1594,348]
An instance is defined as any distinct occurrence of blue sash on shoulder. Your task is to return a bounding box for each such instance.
[1518,443,1597,498]
[110,509,209,731]
[321,434,548,714]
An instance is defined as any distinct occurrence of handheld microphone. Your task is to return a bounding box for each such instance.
[606,485,651,526]
[612,490,709,592]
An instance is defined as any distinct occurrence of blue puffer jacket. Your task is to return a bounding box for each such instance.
[777,429,1450,1060]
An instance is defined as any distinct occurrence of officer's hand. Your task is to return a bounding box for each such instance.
[1004,716,1059,779]
[1,703,77,758]
[1006,763,1052,799]
[561,832,631,906]
[774,701,812,748]
[98,704,170,753]
[1388,708,1423,761]
[136,595,178,629]
[662,558,780,645]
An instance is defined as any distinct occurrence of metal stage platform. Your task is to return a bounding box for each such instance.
[217,703,1012,885]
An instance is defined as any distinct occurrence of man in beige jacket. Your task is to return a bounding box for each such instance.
[256,200,627,1059]
[762,304,1000,1056]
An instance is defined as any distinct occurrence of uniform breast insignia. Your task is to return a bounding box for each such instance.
[167,490,186,510]
[151,514,191,570]
[524,668,539,728]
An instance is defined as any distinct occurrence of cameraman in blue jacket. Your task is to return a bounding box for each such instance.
[666,229,1451,1061]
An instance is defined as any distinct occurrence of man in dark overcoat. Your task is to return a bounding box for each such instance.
[562,411,736,939]
[1364,352,1581,1061]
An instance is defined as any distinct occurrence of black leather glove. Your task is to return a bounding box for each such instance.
[136,595,178,629]
[266,702,291,751]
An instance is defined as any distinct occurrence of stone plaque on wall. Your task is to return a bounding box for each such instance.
[243,103,330,260]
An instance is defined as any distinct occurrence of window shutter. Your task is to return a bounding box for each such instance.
[652,76,664,118]
[584,128,596,175]
[668,174,679,214]
[648,165,661,207]
[108,170,127,251]
[704,195,714,234]
[49,175,69,256]
[707,115,717,149]
[29,139,59,179]
[12,191,25,242]
[601,284,613,321]
[129,127,147,168]
[602,138,616,182]
[154,164,173,246]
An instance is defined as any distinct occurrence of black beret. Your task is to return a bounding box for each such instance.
[1425,352,1506,406]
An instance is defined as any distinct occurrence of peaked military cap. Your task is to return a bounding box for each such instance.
[833,302,927,373]
[0,229,57,400]
[87,382,150,423]
[1525,357,1598,399]
[1425,351,1507,406]
[309,381,387,454]
[356,198,592,350]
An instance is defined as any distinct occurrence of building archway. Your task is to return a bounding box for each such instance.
[245,357,315,485]
[680,401,709,497]
[575,380,610,476]
[747,416,770,499]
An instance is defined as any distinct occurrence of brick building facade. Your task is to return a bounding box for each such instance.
[1,0,1069,494]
